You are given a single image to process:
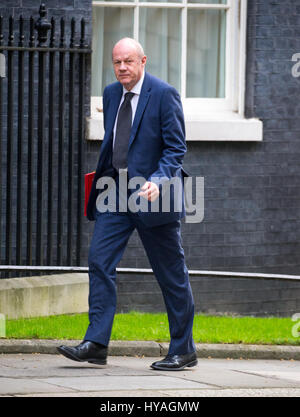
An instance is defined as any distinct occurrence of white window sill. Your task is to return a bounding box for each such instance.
[85,112,263,142]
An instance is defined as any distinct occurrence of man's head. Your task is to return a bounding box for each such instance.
[112,38,147,91]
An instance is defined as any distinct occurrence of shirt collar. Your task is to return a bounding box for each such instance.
[123,70,145,96]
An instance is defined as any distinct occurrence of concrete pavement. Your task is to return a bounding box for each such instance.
[1,339,300,398]
[1,353,300,397]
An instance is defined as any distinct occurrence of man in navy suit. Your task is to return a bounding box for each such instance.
[58,38,197,371]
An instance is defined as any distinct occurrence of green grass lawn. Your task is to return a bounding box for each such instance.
[3,311,300,345]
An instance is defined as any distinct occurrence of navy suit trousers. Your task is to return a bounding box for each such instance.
[84,207,196,356]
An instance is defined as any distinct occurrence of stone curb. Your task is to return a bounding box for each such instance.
[1,339,300,360]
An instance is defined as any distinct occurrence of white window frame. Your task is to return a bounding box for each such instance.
[87,0,263,141]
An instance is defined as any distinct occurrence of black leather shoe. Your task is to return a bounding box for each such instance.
[151,351,198,371]
[57,341,107,365]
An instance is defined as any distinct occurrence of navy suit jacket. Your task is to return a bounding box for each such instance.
[86,72,188,227]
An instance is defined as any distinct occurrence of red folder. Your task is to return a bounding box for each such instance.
[84,171,95,216]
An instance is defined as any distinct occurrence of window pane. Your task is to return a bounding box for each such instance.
[91,7,134,96]
[186,9,226,98]
[188,0,227,4]
[139,8,181,92]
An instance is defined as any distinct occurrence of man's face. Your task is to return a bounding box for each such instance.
[112,41,146,91]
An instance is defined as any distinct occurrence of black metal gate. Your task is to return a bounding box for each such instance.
[0,4,91,277]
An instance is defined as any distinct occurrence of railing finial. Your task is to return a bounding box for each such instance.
[35,3,51,47]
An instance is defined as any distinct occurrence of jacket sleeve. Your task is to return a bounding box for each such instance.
[148,86,186,185]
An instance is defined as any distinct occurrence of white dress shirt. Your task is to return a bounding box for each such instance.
[113,70,145,149]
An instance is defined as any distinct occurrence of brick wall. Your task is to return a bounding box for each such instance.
[0,1,91,25]
[116,273,300,318]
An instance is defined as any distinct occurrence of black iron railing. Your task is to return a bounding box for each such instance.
[0,4,91,277]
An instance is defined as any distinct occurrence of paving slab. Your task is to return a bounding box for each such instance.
[0,377,72,396]
[35,375,210,392]
[158,388,300,397]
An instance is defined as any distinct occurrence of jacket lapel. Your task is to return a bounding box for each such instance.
[95,84,122,173]
[128,72,151,149]
[101,83,123,150]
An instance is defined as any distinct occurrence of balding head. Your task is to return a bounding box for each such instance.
[112,38,147,91]
[112,38,145,60]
